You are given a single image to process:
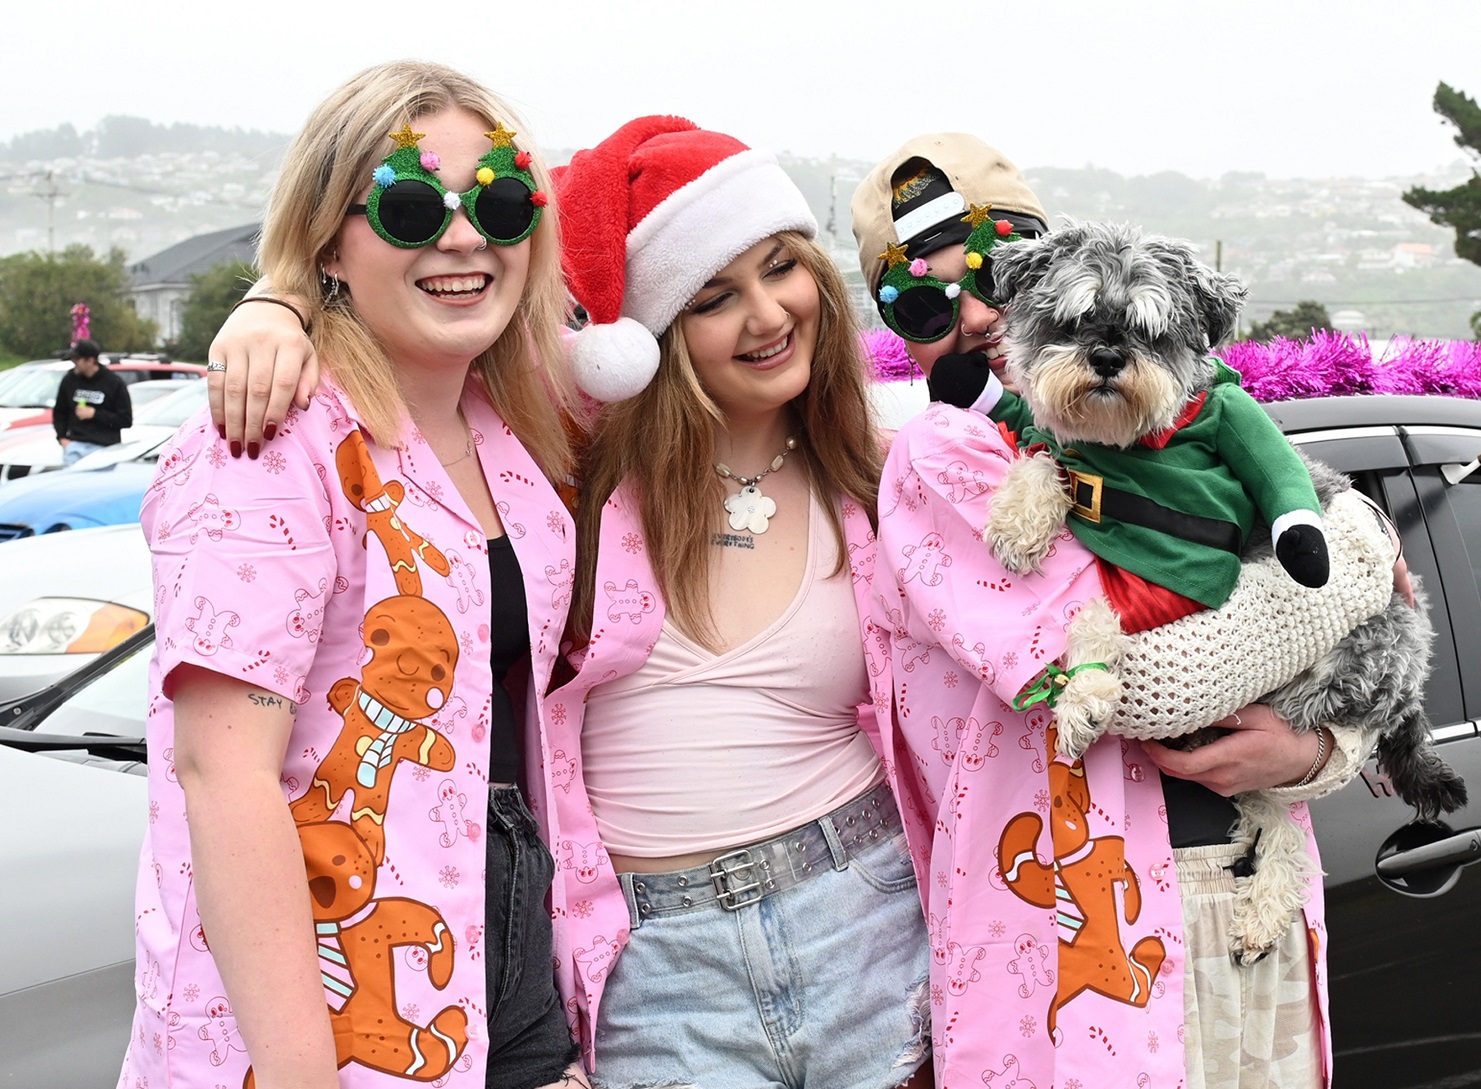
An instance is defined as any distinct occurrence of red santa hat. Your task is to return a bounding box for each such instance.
[556,116,818,402]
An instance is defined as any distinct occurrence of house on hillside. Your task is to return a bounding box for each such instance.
[128,223,260,345]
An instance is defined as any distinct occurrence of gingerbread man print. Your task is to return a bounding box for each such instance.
[899,532,953,586]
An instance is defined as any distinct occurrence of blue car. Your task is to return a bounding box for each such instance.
[0,458,157,540]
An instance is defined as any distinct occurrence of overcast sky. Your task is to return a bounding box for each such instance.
[10,0,1479,180]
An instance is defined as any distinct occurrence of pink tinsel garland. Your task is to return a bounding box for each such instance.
[864,326,1481,402]
[862,327,917,381]
[1218,331,1481,401]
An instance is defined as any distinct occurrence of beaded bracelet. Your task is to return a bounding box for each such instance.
[1289,725,1331,789]
[229,295,311,335]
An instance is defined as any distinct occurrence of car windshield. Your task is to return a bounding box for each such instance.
[22,637,151,739]
[135,381,208,427]
[0,368,64,409]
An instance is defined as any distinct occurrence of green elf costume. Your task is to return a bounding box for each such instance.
[982,362,1328,622]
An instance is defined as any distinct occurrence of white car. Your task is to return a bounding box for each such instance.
[0,379,208,482]
[0,524,152,701]
[0,630,150,1087]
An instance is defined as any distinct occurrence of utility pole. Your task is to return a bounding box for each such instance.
[32,170,64,254]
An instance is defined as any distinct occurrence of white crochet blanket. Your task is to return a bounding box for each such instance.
[1107,488,1394,739]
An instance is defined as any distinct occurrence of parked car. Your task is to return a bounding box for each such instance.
[0,377,208,482]
[0,524,151,701]
[0,628,150,1089]
[2,390,1478,1087]
[0,358,205,435]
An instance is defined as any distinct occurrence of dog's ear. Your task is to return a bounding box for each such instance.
[1188,260,1249,347]
[990,235,1055,305]
[1148,238,1249,346]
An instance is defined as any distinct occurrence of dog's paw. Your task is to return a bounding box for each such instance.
[984,454,1072,574]
[1053,667,1122,759]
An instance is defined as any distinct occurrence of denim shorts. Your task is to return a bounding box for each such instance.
[591,781,931,1089]
[485,786,579,1089]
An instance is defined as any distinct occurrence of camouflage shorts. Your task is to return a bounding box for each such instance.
[1177,843,1324,1089]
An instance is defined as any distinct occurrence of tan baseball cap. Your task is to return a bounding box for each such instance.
[852,133,1047,293]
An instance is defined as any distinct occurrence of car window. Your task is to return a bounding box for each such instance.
[1440,477,1481,617]
[134,381,208,427]
[0,369,63,409]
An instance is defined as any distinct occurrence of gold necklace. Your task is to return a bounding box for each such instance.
[713,436,797,535]
[437,414,475,467]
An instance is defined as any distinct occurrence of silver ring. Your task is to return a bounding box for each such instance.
[206,360,227,373]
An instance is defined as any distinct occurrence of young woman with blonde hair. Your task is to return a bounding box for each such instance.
[126,60,586,1089]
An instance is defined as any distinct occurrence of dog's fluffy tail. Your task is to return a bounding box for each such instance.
[1377,711,1468,819]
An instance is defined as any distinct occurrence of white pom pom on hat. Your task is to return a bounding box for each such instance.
[568,317,660,404]
[556,115,816,403]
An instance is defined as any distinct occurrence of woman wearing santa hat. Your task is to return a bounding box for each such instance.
[541,116,930,1088]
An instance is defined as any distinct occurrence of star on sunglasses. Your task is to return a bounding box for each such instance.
[347,122,547,248]
[877,204,1020,343]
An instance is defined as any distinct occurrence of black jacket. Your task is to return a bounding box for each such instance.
[54,366,132,446]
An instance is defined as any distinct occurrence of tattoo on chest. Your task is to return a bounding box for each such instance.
[711,532,756,550]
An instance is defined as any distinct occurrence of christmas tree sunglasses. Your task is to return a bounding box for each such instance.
[876,204,1021,343]
[347,122,547,249]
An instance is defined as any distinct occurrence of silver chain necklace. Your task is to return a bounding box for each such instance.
[714,436,797,535]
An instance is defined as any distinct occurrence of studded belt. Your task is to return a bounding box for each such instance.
[617,780,901,926]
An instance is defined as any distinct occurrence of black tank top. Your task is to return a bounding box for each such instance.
[486,536,530,784]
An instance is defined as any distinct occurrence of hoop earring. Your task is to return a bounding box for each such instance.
[320,266,341,302]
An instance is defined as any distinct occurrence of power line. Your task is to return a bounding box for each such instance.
[1247,297,1481,306]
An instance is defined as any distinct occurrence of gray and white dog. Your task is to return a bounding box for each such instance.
[983,219,1467,961]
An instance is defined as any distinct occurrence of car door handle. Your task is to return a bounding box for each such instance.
[1376,827,1481,877]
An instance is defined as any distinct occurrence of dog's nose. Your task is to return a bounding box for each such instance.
[1089,347,1125,378]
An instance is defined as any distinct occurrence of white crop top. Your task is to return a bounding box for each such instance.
[581,493,881,857]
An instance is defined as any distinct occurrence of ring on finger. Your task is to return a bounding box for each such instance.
[206,360,228,373]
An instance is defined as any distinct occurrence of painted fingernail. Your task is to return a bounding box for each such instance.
[247,442,260,460]
[217,424,226,441]
[264,423,277,441]
[230,441,242,459]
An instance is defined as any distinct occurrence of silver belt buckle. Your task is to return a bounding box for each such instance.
[709,848,763,911]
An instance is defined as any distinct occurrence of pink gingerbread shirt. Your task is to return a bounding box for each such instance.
[871,402,1331,1089]
[531,478,888,1069]
[121,380,575,1089]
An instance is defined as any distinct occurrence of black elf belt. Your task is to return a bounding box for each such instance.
[1066,470,1242,554]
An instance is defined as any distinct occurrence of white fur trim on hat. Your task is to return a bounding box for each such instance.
[569,316,661,403]
[624,149,817,334]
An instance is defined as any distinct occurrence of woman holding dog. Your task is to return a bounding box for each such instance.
[853,133,1403,1089]
[125,61,588,1089]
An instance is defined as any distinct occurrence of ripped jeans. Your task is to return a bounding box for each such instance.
[590,782,931,1089]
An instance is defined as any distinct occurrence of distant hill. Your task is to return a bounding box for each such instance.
[2,121,1477,339]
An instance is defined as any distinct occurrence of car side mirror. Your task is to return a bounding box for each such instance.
[1374,820,1481,897]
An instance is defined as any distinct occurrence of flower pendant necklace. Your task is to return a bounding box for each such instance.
[714,436,798,535]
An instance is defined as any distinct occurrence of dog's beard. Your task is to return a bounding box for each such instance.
[1018,344,1184,448]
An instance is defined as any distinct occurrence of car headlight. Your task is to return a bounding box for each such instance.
[0,598,149,654]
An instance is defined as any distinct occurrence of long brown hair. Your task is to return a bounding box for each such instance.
[571,232,882,649]
[257,60,573,481]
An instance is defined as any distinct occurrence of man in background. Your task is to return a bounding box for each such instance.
[54,338,131,465]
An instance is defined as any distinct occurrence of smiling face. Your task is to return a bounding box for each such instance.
[324,106,531,376]
[676,235,820,425]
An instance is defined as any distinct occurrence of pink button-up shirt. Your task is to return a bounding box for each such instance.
[122,380,575,1089]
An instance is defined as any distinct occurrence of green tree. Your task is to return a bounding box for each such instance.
[1247,300,1333,342]
[1403,82,1481,335]
[0,245,157,358]
[174,260,259,361]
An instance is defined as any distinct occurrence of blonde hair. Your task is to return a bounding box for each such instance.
[258,60,573,481]
[572,232,882,648]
